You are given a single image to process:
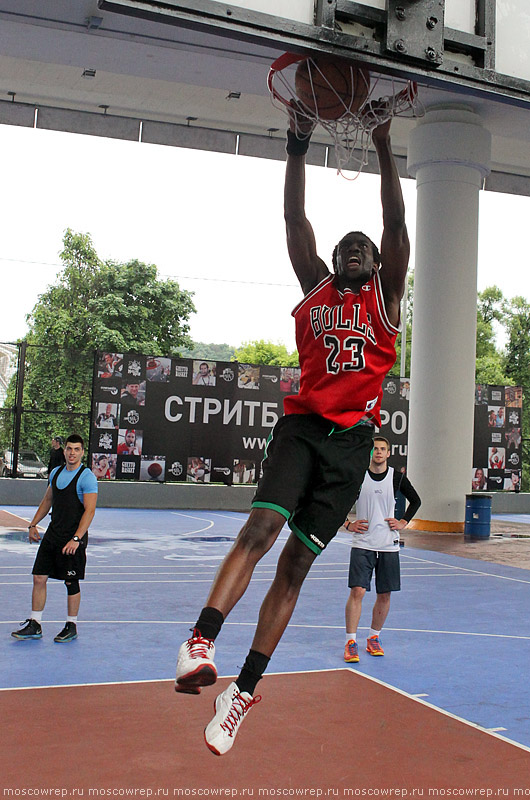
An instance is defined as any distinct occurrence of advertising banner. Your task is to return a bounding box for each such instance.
[90,352,522,491]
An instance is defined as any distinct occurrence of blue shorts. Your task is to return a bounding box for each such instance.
[348,548,400,593]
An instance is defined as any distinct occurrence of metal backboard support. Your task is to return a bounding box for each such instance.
[99,0,530,107]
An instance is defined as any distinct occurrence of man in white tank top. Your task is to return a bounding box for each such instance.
[343,436,421,662]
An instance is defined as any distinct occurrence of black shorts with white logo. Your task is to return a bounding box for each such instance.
[252,414,373,555]
[32,533,87,581]
[348,548,400,593]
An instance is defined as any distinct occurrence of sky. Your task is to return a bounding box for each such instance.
[1,121,529,355]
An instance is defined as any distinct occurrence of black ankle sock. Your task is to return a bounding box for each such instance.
[236,649,270,696]
[194,607,224,641]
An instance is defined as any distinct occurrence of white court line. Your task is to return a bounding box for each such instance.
[0,573,478,585]
[0,562,446,571]
[0,568,350,577]
[0,509,31,521]
[1,619,529,640]
[403,553,530,586]
[337,667,530,755]
[1,665,528,755]
[0,563,345,570]
[168,511,215,534]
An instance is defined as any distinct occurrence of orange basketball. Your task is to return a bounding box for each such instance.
[147,461,162,479]
[294,56,370,120]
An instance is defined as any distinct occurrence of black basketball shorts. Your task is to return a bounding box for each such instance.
[32,534,87,581]
[252,413,373,555]
[348,548,401,593]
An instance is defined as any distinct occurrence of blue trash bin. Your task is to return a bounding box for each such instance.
[464,493,493,539]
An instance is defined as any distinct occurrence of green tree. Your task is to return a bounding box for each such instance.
[476,286,509,385]
[233,340,299,367]
[390,271,413,377]
[28,230,195,355]
[502,295,530,489]
[1,229,195,459]
[181,342,236,362]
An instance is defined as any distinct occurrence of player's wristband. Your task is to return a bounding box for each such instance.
[286,129,311,156]
[28,524,36,529]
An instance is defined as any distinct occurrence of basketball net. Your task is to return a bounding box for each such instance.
[268,53,423,178]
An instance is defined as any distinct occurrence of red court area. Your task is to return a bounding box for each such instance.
[3,670,529,796]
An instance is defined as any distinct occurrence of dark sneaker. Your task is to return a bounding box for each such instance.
[11,618,42,640]
[54,622,78,643]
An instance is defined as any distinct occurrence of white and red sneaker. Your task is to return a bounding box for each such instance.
[204,681,261,756]
[175,628,217,694]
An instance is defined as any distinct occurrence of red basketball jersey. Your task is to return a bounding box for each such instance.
[284,272,399,427]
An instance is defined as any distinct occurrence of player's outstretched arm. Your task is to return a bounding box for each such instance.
[373,119,410,328]
[284,104,328,295]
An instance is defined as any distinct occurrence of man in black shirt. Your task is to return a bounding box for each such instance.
[47,436,65,475]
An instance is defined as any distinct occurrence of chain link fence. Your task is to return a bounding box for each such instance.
[0,341,92,477]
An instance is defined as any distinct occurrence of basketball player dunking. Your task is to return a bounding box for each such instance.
[175,107,410,755]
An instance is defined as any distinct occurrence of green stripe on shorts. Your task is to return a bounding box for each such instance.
[289,521,322,556]
[251,501,291,521]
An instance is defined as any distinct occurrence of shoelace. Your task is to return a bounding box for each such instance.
[220,691,262,738]
[186,630,213,658]
[346,641,357,654]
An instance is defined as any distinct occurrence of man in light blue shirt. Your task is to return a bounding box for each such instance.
[11,434,98,643]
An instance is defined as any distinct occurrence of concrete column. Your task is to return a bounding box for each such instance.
[406,106,491,529]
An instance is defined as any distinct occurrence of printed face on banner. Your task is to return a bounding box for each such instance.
[471,467,488,491]
[95,402,119,430]
[97,353,123,379]
[117,428,143,456]
[192,360,216,387]
[91,453,117,480]
[187,456,211,483]
[121,380,146,408]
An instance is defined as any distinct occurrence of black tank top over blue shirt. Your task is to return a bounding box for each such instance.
[45,465,88,546]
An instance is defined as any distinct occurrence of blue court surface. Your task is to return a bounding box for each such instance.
[2,505,530,751]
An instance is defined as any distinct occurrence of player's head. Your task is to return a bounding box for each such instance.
[126,382,140,397]
[199,362,209,375]
[332,231,380,283]
[371,436,390,465]
[65,434,84,464]
[125,429,136,445]
[105,403,112,414]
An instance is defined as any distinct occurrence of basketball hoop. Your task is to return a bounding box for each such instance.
[268,53,423,177]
